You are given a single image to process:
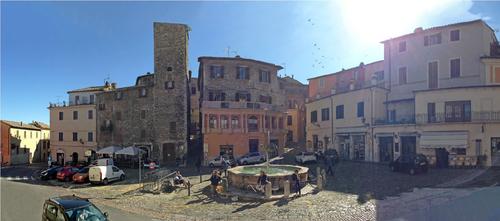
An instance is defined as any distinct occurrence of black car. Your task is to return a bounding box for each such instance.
[389,154,428,175]
[42,195,108,221]
[40,166,63,180]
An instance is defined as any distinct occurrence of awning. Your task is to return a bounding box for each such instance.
[96,146,123,154]
[420,131,468,149]
[115,146,145,156]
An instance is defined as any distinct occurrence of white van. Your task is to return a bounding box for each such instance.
[89,165,125,185]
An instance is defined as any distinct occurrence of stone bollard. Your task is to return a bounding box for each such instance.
[321,169,327,186]
[221,178,228,193]
[265,182,272,198]
[317,175,323,190]
[316,167,321,178]
[283,180,290,198]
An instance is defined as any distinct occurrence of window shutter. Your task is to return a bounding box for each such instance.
[259,71,262,82]
[236,67,240,79]
[246,67,250,79]
[424,36,429,46]
[210,66,214,78]
[268,72,271,83]
[221,66,224,78]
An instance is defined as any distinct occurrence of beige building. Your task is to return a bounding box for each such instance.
[49,85,110,165]
[1,120,50,165]
[306,19,500,167]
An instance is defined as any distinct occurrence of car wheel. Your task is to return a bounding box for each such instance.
[103,178,109,185]
[120,174,125,181]
[390,165,396,172]
[64,176,70,182]
[409,168,416,175]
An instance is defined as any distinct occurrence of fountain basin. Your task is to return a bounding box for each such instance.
[227,164,308,190]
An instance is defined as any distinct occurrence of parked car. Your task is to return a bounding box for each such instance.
[56,167,81,182]
[208,156,235,167]
[40,166,63,180]
[295,152,317,164]
[42,195,108,221]
[389,154,429,175]
[237,152,266,165]
[72,167,90,183]
[89,165,125,185]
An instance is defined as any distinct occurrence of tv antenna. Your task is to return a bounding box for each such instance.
[225,46,238,57]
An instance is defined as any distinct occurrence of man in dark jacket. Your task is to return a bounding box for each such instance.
[292,169,301,197]
[210,170,221,196]
[256,171,269,193]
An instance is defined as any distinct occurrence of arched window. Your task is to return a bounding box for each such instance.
[209,115,217,128]
[248,116,258,132]
[220,115,229,129]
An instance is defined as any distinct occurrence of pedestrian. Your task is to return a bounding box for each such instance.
[292,169,301,197]
[256,170,269,193]
[210,170,221,196]
[326,156,334,176]
[221,157,230,177]
[47,155,52,168]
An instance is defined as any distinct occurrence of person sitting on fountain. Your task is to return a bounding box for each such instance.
[173,170,190,188]
[256,170,269,193]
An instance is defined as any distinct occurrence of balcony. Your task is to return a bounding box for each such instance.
[374,111,500,126]
[202,101,284,111]
[416,111,500,124]
[48,100,95,108]
[374,115,416,125]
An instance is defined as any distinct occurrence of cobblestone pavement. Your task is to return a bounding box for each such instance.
[67,161,480,221]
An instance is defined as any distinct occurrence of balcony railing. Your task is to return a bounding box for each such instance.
[374,111,500,125]
[202,101,284,111]
[48,100,95,108]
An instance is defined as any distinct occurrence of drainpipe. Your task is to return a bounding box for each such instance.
[330,96,335,151]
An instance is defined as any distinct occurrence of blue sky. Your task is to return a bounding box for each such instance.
[2,0,500,124]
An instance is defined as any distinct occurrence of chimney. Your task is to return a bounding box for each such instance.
[414,27,423,33]
[20,121,23,126]
[235,55,241,58]
[105,81,110,88]
[291,74,294,79]
[111,83,117,89]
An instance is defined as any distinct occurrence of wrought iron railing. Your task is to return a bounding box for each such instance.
[374,111,500,125]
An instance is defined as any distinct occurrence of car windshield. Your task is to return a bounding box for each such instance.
[78,168,89,173]
[65,204,106,221]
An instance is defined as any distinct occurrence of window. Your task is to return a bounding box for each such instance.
[450,29,460,41]
[336,105,344,119]
[278,117,283,129]
[398,41,406,52]
[319,79,325,88]
[89,95,95,104]
[30,131,32,138]
[231,116,240,128]
[357,102,364,117]
[272,117,277,129]
[72,132,78,141]
[169,122,176,133]
[165,81,175,89]
[259,70,271,83]
[208,90,226,101]
[140,130,146,139]
[209,115,217,128]
[88,132,93,142]
[398,67,407,85]
[139,88,147,97]
[210,65,224,78]
[450,58,460,78]
[59,112,64,120]
[191,87,196,95]
[237,66,249,79]
[424,33,442,46]
[98,103,105,110]
[375,71,384,81]
[58,132,63,141]
[445,101,471,122]
[287,115,293,126]
[265,116,270,128]
[24,131,26,138]
[220,115,229,129]
[115,91,123,100]
[389,110,396,122]
[353,70,360,80]
[115,111,122,121]
[259,95,272,104]
[141,110,146,119]
[428,61,438,89]
[73,111,78,120]
[235,92,251,102]
[167,67,173,71]
[36,132,38,138]
[310,111,318,123]
[321,108,330,121]
[248,116,258,132]
[75,95,80,104]
[88,110,93,119]
[427,103,436,123]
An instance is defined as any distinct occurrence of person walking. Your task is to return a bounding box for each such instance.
[221,157,230,177]
[292,169,301,197]
[256,171,269,193]
[326,156,334,176]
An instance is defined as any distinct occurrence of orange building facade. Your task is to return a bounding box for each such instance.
[198,56,287,162]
